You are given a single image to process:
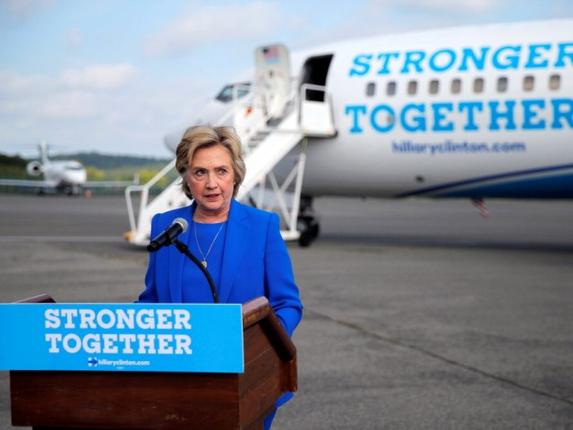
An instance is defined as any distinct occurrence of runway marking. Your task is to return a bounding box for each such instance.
[0,236,122,243]
[306,308,573,407]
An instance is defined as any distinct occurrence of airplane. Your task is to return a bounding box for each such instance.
[0,142,137,196]
[124,19,573,247]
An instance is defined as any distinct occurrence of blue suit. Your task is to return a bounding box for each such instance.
[139,200,302,429]
[138,198,303,336]
[138,200,303,425]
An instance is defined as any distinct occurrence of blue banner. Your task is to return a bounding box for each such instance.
[0,303,243,373]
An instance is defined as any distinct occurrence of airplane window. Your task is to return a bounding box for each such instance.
[523,75,534,92]
[236,84,251,98]
[549,74,561,91]
[215,82,251,103]
[451,78,462,94]
[429,80,439,95]
[407,80,417,95]
[473,78,484,93]
[366,82,376,97]
[497,77,508,93]
[216,85,234,102]
[386,81,396,96]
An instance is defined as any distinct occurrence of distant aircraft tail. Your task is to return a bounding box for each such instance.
[39,141,49,165]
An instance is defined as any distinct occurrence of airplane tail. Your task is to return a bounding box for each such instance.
[39,141,49,165]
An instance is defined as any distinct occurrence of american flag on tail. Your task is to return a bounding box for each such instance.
[262,46,280,65]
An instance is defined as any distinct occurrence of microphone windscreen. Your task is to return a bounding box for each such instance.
[173,217,188,233]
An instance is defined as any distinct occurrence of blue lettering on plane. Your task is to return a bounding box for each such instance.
[344,99,573,134]
[348,42,573,76]
[345,42,573,134]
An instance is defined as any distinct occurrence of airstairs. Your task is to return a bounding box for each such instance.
[125,49,336,246]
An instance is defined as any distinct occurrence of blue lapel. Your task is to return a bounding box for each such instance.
[169,201,247,304]
[218,200,249,303]
[168,206,193,303]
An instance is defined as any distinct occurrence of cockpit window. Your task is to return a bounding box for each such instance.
[215,82,251,103]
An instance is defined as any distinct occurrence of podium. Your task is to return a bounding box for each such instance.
[9,295,297,430]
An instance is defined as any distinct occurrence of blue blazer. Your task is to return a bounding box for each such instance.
[138,199,303,337]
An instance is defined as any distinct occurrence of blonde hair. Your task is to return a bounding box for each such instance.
[176,126,246,199]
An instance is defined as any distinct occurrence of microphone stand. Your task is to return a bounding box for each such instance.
[172,239,219,303]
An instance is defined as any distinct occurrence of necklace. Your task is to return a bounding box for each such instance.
[193,221,225,268]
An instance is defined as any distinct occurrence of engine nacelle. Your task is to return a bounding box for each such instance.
[26,161,43,176]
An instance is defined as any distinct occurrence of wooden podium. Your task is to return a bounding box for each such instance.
[10,295,297,430]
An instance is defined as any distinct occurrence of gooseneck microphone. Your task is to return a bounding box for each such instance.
[172,239,219,303]
[147,218,188,252]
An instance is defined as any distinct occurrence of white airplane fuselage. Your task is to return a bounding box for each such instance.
[166,20,573,201]
[19,144,88,194]
[128,20,573,246]
[42,160,87,189]
[297,20,573,199]
[3,143,137,196]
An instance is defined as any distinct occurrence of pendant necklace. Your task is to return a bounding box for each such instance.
[193,221,225,268]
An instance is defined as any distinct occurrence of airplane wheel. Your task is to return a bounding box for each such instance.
[298,216,320,247]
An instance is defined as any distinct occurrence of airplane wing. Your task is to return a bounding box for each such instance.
[84,180,137,188]
[0,179,48,187]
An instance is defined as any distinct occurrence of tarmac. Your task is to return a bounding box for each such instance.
[0,194,572,429]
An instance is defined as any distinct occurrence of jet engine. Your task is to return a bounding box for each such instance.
[26,161,43,176]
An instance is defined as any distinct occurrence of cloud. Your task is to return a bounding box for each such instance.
[0,67,209,156]
[0,65,138,121]
[61,64,138,90]
[396,0,495,13]
[2,0,54,19]
[302,0,505,44]
[65,27,83,50]
[368,0,496,14]
[146,1,284,56]
[39,90,101,119]
[0,71,49,93]
[547,0,573,15]
[0,72,101,120]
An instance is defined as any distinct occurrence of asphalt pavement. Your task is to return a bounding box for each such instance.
[0,194,572,429]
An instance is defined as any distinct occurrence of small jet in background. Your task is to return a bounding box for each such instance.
[0,142,136,196]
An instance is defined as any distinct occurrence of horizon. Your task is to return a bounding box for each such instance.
[0,148,172,161]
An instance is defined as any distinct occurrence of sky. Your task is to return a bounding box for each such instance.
[1,0,572,158]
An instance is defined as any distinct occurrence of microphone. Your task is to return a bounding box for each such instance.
[147,218,188,252]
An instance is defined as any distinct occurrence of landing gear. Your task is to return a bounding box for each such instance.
[63,184,82,196]
[297,215,319,247]
[297,195,320,247]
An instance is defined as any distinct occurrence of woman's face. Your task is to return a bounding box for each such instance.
[186,144,235,220]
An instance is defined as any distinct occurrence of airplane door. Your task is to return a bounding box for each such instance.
[254,44,291,119]
[299,54,336,136]
[300,54,333,102]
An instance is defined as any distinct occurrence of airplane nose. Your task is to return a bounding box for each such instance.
[164,128,186,153]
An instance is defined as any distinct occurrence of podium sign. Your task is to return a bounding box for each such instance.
[0,303,244,373]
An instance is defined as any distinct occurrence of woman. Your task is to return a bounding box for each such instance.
[137,125,303,429]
